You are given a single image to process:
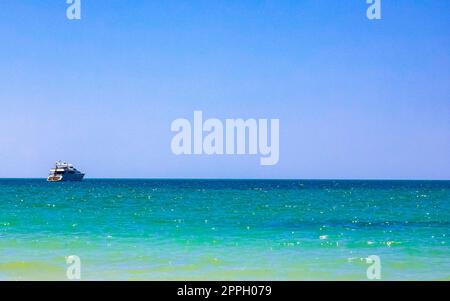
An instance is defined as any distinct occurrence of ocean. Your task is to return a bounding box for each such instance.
[0,179,449,280]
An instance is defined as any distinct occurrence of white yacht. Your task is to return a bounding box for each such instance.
[47,161,85,182]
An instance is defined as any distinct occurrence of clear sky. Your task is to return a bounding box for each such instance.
[0,0,449,179]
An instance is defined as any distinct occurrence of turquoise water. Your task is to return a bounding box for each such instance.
[0,179,449,280]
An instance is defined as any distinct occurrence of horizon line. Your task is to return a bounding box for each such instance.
[0,177,449,181]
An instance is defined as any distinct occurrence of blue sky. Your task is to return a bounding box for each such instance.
[0,0,449,179]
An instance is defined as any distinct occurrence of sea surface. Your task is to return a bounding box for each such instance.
[0,179,449,280]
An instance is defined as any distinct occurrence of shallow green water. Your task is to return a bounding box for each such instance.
[0,179,449,280]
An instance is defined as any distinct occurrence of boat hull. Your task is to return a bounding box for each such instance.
[47,173,84,182]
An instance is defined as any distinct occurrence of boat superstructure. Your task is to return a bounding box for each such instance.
[47,161,85,182]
